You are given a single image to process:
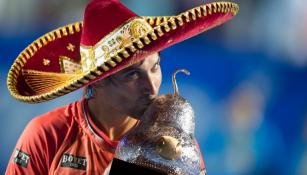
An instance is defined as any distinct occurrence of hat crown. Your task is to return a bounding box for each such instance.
[81,0,137,46]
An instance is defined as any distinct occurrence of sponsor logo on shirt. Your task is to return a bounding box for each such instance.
[61,153,87,170]
[13,149,30,168]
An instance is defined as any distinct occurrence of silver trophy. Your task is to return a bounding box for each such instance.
[114,69,205,175]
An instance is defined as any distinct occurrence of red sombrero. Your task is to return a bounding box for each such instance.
[7,0,239,103]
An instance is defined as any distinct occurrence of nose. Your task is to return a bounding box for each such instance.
[142,73,158,96]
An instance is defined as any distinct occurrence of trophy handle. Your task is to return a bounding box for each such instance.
[172,69,190,95]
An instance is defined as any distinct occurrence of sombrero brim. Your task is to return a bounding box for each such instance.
[7,2,239,103]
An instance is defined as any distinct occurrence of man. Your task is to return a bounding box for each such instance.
[6,0,238,174]
[6,53,163,174]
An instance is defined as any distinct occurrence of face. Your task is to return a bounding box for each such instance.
[93,53,162,119]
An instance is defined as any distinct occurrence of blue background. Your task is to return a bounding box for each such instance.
[1,0,307,174]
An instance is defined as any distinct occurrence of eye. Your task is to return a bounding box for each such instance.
[152,62,160,72]
[124,70,140,79]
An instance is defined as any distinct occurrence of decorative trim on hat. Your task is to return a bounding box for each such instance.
[80,17,153,72]
[59,56,82,74]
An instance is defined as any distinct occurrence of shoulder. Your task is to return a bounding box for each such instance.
[16,100,81,146]
[29,101,79,132]
[24,101,82,153]
[6,101,83,174]
[26,101,80,133]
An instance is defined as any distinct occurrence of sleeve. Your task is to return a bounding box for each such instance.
[5,112,68,175]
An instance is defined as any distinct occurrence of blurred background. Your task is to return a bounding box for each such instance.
[1,0,307,174]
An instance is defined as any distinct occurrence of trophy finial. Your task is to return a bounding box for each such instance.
[172,69,190,95]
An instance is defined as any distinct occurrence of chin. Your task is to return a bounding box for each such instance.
[129,106,148,119]
[132,111,145,119]
[127,100,153,119]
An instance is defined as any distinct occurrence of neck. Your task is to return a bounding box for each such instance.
[86,98,138,141]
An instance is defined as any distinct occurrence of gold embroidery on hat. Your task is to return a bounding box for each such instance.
[117,28,131,49]
[23,69,77,94]
[130,20,149,38]
[80,48,96,72]
[43,58,50,66]
[88,48,96,70]
[101,45,110,60]
[66,43,75,52]
[79,18,152,72]
[59,56,82,74]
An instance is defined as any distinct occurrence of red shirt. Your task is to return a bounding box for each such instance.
[6,99,205,174]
